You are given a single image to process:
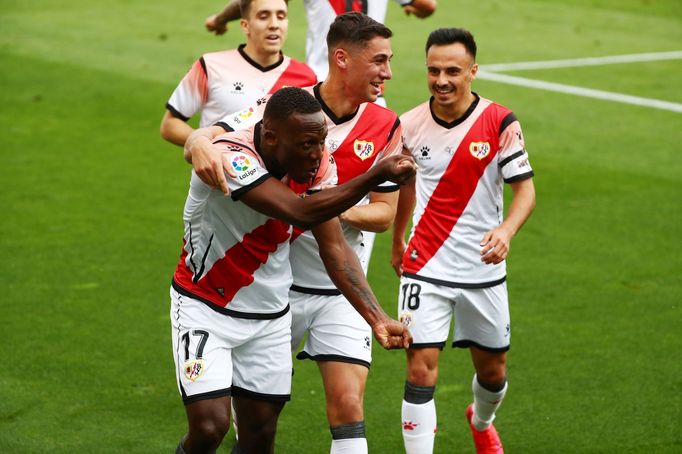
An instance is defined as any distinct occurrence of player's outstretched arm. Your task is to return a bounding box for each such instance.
[185,125,234,194]
[160,111,195,147]
[205,0,241,35]
[312,219,412,349]
[239,154,417,230]
[480,178,536,265]
[339,190,398,233]
[403,0,437,18]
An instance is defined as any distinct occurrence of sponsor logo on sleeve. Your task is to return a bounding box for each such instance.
[230,153,259,184]
[469,141,491,160]
[353,140,375,161]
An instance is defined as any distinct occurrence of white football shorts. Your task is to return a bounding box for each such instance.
[397,276,510,352]
[170,286,292,404]
[290,290,372,368]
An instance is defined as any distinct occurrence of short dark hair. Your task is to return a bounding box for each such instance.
[425,28,477,60]
[264,87,321,124]
[327,12,392,51]
[240,0,288,18]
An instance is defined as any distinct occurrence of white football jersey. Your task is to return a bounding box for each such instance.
[216,84,402,292]
[172,124,337,318]
[400,95,534,287]
[302,0,409,79]
[166,45,316,128]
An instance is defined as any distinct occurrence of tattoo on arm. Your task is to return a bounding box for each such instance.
[341,260,379,312]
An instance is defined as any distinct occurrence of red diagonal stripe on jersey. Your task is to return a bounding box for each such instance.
[174,219,291,307]
[268,60,317,94]
[402,107,499,274]
[333,104,396,183]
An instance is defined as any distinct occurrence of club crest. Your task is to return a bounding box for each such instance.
[184,359,206,382]
[469,141,491,160]
[353,140,375,161]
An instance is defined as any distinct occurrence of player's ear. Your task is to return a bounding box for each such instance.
[332,48,349,70]
[470,62,478,81]
[240,18,249,36]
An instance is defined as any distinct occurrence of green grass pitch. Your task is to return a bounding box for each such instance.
[1,0,681,452]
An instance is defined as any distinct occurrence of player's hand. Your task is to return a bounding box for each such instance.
[391,240,406,277]
[377,155,417,185]
[480,226,513,265]
[205,14,228,35]
[403,0,436,18]
[372,317,413,350]
[191,141,235,196]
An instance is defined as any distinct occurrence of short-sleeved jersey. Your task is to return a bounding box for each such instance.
[216,83,403,291]
[302,0,409,79]
[400,94,534,288]
[166,45,317,128]
[172,123,337,318]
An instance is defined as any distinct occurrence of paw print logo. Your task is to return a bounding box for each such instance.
[233,82,244,91]
[227,145,243,152]
[402,421,420,431]
[256,97,267,106]
[364,336,371,349]
[420,146,430,157]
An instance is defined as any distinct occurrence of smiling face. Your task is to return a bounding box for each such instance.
[342,36,393,103]
[268,111,328,183]
[426,42,478,110]
[241,0,288,63]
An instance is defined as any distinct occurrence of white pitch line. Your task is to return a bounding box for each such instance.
[476,70,682,113]
[480,50,682,72]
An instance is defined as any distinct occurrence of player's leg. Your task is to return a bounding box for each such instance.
[171,287,238,452]
[397,277,454,454]
[231,396,285,453]
[180,397,232,453]
[230,311,292,453]
[453,283,510,453]
[469,348,507,430]
[318,361,369,454]
[295,292,372,453]
[402,347,440,454]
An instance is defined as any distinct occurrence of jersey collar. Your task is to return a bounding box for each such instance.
[238,44,285,72]
[429,92,480,129]
[313,83,360,125]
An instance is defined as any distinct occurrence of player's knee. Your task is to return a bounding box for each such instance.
[331,391,364,421]
[190,415,230,447]
[407,361,438,386]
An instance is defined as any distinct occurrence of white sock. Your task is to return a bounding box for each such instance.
[472,374,507,431]
[330,438,367,454]
[402,399,437,454]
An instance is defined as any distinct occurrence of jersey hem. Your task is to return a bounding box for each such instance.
[172,279,290,320]
[231,385,291,402]
[504,171,534,184]
[295,352,371,369]
[290,284,341,296]
[402,272,506,289]
[166,103,190,122]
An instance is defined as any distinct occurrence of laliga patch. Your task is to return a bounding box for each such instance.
[400,310,414,328]
[184,359,206,382]
[469,141,491,160]
[230,106,255,125]
[230,152,259,184]
[353,140,375,161]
